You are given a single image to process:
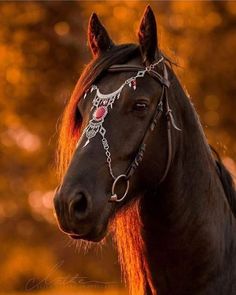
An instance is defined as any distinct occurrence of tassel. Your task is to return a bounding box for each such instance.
[83,139,90,148]
[132,79,136,90]
[83,91,88,99]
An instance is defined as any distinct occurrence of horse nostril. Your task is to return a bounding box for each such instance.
[69,192,90,221]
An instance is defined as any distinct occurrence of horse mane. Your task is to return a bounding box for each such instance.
[210,146,236,217]
[111,200,155,295]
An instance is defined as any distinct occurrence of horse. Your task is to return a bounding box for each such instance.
[53,6,236,295]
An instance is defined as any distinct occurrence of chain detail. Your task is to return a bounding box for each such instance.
[145,56,164,72]
[101,136,116,180]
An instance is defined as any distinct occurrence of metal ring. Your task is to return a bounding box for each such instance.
[110,174,130,202]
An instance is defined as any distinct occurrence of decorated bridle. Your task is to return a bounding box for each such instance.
[80,56,181,202]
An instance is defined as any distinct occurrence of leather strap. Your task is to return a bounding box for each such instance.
[107,60,173,184]
[108,65,170,88]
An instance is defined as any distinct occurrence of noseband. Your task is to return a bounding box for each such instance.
[80,56,181,202]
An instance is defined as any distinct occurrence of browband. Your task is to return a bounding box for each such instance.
[108,64,170,88]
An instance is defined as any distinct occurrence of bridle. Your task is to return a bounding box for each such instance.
[80,56,181,202]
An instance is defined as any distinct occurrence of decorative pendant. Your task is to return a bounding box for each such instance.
[131,79,136,90]
[83,90,88,99]
[83,85,97,99]
[128,78,137,90]
[93,106,107,121]
[83,139,90,147]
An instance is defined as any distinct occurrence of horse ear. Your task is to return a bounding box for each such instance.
[138,6,159,65]
[88,13,114,57]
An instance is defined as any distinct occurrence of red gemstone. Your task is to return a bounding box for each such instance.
[93,106,107,120]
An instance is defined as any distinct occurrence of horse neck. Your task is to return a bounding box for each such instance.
[140,76,236,294]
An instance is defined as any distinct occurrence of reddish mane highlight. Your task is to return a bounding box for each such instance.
[112,200,156,295]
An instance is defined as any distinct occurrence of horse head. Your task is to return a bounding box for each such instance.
[54,6,180,241]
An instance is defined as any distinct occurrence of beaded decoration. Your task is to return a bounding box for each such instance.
[82,69,145,148]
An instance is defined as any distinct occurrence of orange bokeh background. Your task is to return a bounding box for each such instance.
[0,1,235,294]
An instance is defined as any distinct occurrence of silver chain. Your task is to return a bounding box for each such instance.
[101,136,116,180]
[145,56,164,71]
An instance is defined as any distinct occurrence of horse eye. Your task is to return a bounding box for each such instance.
[133,102,148,111]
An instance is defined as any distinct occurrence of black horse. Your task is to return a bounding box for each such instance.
[54,6,236,295]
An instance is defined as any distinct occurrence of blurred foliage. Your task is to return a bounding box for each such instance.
[0,1,235,294]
